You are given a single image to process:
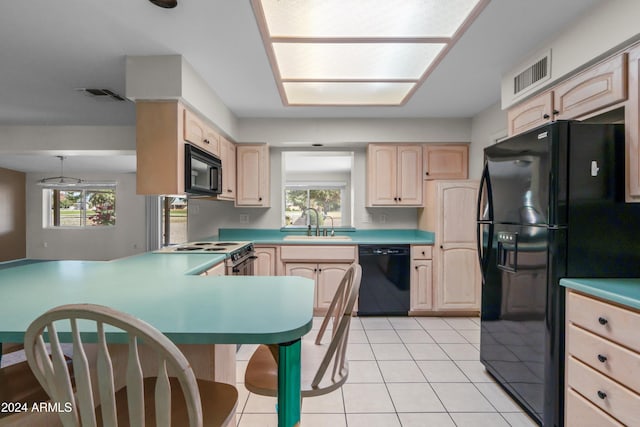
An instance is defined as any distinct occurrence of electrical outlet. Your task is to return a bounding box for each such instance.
[379,214,387,224]
[239,214,249,224]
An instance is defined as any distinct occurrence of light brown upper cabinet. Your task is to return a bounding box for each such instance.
[183,108,220,157]
[218,136,236,201]
[554,54,627,120]
[236,144,270,207]
[423,145,469,180]
[366,144,422,207]
[507,92,554,137]
[627,45,640,200]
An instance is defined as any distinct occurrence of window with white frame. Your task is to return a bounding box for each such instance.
[43,187,116,228]
[284,185,346,227]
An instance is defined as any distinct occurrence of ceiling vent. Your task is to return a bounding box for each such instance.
[76,88,127,101]
[513,50,551,96]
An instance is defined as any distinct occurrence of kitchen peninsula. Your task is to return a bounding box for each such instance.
[0,254,315,427]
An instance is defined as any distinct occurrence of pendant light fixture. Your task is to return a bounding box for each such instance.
[37,156,84,187]
[148,0,177,8]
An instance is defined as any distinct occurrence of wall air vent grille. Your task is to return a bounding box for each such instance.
[513,54,550,95]
[76,88,127,101]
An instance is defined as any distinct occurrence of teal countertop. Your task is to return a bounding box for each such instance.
[0,253,314,344]
[560,278,640,311]
[218,228,435,245]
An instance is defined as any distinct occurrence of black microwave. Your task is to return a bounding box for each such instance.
[185,143,222,196]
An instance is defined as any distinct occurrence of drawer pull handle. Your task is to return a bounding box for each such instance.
[598,317,608,325]
[597,354,607,363]
[597,390,607,400]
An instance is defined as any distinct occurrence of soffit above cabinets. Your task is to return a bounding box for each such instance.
[251,0,489,107]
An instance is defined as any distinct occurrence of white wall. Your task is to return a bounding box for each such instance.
[469,102,508,179]
[26,172,146,261]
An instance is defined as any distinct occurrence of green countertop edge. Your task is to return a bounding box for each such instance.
[560,278,640,311]
[218,228,435,244]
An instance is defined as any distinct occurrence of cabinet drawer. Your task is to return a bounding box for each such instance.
[411,245,433,260]
[279,245,356,262]
[566,387,624,427]
[567,356,640,426]
[567,323,640,393]
[567,291,640,353]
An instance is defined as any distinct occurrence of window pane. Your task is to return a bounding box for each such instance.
[285,189,308,225]
[310,189,342,226]
[58,190,83,227]
[86,190,116,226]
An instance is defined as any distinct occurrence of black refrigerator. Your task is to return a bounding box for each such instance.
[476,120,640,427]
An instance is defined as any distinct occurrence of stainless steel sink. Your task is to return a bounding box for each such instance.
[282,235,352,241]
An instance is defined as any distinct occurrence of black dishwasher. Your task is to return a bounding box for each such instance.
[357,245,410,316]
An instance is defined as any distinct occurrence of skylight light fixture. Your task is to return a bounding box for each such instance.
[252,0,489,106]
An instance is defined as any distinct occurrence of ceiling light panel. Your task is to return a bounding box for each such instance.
[275,43,446,80]
[252,0,488,106]
[259,0,482,38]
[283,82,414,105]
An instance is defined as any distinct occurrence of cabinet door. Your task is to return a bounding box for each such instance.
[367,145,398,206]
[204,262,226,277]
[441,183,478,244]
[554,54,627,120]
[183,108,220,156]
[410,259,433,311]
[626,45,640,200]
[507,92,553,136]
[436,246,480,310]
[236,145,269,207]
[254,247,276,276]
[218,137,236,200]
[285,263,318,308]
[396,145,422,205]
[316,263,350,310]
[423,145,469,180]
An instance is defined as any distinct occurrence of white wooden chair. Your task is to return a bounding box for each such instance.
[24,304,238,427]
[244,263,361,398]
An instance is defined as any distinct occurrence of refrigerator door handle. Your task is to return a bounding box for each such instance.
[477,162,493,222]
[476,222,493,278]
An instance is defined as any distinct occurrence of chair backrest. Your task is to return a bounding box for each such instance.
[24,304,203,427]
[310,262,362,391]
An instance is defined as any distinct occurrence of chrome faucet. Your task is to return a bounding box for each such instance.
[302,207,320,236]
[324,215,335,237]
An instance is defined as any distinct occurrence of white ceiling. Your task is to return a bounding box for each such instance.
[0,0,603,172]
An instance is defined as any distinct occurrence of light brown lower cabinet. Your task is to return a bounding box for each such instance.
[410,245,433,312]
[254,246,277,276]
[565,290,640,426]
[284,263,350,313]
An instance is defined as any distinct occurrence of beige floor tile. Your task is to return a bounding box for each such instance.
[300,413,347,427]
[236,344,259,361]
[237,413,278,427]
[386,383,446,412]
[346,343,375,361]
[236,383,250,413]
[454,360,495,382]
[360,317,394,330]
[440,343,480,360]
[405,343,450,360]
[378,360,425,383]
[346,360,384,383]
[458,329,481,344]
[469,316,481,325]
[416,317,453,330]
[449,412,510,427]
[342,383,395,413]
[301,388,344,413]
[475,382,523,412]
[365,329,402,344]
[371,343,412,360]
[396,329,434,344]
[416,360,469,382]
[431,383,495,412]
[346,413,401,427]
[501,412,539,427]
[388,317,422,330]
[236,360,248,383]
[443,317,481,330]
[398,413,456,427]
[427,329,467,343]
[349,317,364,330]
[243,392,277,413]
[347,329,369,343]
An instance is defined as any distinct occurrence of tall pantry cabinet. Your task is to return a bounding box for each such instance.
[418,180,481,313]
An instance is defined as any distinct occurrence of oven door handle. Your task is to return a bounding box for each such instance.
[231,255,258,273]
